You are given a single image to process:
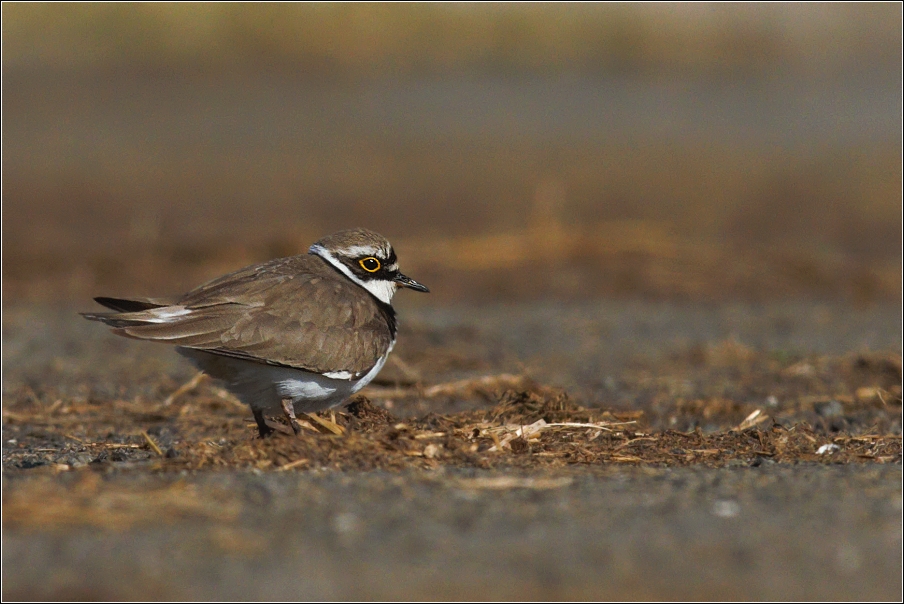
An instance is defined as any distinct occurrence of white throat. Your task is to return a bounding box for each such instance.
[310,244,397,305]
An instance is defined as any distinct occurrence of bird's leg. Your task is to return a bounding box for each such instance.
[281,399,302,435]
[252,407,274,438]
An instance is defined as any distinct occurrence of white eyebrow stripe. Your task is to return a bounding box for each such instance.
[335,245,390,259]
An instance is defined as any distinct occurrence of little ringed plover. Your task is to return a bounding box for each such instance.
[82,228,429,437]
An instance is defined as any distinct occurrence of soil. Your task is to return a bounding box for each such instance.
[3,301,901,600]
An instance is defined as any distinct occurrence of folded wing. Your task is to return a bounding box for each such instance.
[81,256,394,376]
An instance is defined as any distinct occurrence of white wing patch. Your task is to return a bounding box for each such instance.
[323,370,355,380]
[145,306,193,323]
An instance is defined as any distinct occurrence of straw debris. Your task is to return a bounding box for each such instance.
[3,380,899,475]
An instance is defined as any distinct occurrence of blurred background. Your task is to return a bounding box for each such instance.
[2,3,901,305]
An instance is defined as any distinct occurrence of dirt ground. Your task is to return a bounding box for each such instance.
[3,301,901,600]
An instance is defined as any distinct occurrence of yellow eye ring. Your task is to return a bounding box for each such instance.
[359,257,381,272]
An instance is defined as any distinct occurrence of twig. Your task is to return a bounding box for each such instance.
[388,355,422,382]
[163,372,208,406]
[413,432,447,439]
[277,459,310,471]
[544,421,636,430]
[305,413,345,435]
[141,431,164,457]
[609,455,644,463]
[614,436,658,451]
[734,409,769,431]
[488,431,505,452]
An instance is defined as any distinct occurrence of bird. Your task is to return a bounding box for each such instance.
[82,227,429,438]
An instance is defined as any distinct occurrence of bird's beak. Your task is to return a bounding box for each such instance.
[393,273,429,292]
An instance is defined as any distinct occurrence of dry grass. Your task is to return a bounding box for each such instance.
[3,346,901,533]
[3,367,900,478]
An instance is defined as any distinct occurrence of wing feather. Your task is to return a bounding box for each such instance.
[84,254,394,376]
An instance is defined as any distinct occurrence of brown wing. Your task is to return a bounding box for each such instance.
[86,255,394,376]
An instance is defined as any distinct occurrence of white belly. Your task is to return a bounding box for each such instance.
[177,347,389,414]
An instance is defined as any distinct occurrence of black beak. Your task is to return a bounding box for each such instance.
[394,273,429,292]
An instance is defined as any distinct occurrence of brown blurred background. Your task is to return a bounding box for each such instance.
[2,3,901,305]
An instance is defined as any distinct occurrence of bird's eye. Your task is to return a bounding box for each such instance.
[359,257,381,272]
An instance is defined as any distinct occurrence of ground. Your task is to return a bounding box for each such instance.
[3,301,901,599]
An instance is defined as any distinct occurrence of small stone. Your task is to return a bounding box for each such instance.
[816,443,841,455]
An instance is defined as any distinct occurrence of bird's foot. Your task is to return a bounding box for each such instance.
[281,399,302,436]
[252,407,274,438]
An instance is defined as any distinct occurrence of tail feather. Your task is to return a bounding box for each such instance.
[83,296,182,328]
[81,311,149,328]
[82,302,231,348]
[93,296,175,313]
